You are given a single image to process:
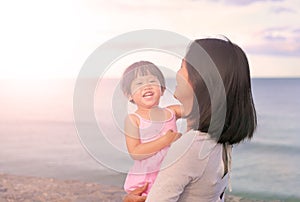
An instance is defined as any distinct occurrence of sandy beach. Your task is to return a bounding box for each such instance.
[0,173,282,202]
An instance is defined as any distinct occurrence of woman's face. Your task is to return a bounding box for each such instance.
[174,60,194,114]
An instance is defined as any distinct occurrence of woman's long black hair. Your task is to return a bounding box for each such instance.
[185,38,257,144]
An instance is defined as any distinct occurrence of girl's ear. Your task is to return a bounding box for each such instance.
[128,95,134,103]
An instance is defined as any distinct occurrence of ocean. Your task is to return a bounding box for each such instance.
[0,78,299,201]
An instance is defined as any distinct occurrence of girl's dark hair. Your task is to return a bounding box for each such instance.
[121,61,166,101]
[185,38,257,144]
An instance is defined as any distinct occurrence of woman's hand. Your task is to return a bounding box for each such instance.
[123,183,148,202]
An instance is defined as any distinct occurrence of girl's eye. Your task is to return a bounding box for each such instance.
[135,82,143,85]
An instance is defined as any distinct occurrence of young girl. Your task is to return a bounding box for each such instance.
[120,61,182,195]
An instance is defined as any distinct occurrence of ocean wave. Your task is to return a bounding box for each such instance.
[236,139,300,154]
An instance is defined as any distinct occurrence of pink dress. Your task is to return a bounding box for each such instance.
[124,108,177,195]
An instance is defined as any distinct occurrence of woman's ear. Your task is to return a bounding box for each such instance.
[161,87,166,96]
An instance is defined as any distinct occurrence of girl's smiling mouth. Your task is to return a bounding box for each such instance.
[143,91,154,98]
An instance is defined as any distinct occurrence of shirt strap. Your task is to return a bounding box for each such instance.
[226,143,233,192]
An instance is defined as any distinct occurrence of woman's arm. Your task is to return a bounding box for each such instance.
[125,114,181,160]
[167,105,183,120]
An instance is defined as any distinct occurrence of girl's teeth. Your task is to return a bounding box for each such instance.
[143,92,153,97]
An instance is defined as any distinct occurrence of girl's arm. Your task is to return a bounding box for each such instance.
[125,114,181,161]
[167,105,183,120]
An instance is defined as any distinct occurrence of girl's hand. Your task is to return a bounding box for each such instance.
[164,130,182,145]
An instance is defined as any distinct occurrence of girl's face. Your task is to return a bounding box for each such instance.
[174,60,194,114]
[130,74,163,109]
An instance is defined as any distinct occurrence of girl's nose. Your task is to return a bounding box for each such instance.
[143,84,152,89]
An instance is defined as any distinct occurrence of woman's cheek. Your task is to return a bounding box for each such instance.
[174,84,192,102]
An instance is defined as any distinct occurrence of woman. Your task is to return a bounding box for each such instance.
[124,38,257,202]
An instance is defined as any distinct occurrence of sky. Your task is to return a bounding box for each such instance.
[0,0,300,79]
